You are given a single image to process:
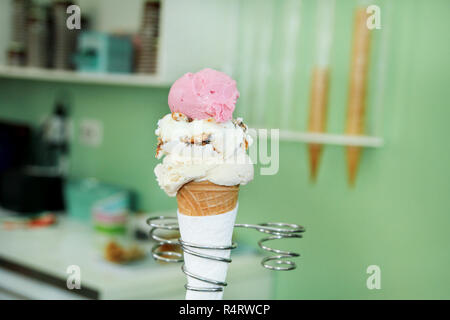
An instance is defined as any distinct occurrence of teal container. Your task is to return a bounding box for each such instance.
[74,31,134,73]
[64,178,130,223]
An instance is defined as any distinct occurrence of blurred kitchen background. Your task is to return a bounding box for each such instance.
[0,0,449,299]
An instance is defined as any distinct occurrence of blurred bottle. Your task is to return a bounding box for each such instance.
[11,0,29,47]
[51,0,78,70]
[136,0,160,74]
[7,0,30,66]
[26,5,48,68]
[39,100,70,174]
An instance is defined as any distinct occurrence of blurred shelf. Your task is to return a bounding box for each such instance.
[278,130,384,147]
[0,66,172,88]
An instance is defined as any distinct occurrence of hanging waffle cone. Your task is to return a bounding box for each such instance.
[307,67,329,182]
[176,181,239,216]
[346,7,371,186]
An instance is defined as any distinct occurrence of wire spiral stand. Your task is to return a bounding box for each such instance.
[147,216,305,293]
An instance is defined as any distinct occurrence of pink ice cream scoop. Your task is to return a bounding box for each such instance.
[168,68,240,123]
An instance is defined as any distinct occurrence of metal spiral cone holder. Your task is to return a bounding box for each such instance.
[147,216,305,293]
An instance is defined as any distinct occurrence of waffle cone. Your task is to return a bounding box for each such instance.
[176,181,239,216]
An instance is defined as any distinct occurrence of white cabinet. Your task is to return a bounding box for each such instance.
[0,0,240,86]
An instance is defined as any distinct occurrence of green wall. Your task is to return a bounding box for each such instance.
[1,0,449,299]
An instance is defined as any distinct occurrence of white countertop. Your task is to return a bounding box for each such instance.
[0,214,273,299]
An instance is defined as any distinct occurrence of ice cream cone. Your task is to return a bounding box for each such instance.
[177,180,239,300]
[177,181,239,216]
[155,69,253,300]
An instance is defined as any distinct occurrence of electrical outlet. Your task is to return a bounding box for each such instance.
[79,119,103,147]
